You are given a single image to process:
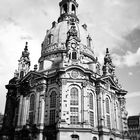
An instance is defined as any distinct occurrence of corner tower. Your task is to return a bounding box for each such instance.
[17,42,30,79]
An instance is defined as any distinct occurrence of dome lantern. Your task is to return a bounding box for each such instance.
[58,0,79,22]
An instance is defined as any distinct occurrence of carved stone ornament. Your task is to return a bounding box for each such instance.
[67,25,80,42]
[30,77,36,87]
[71,70,79,79]
[36,85,44,92]
[82,81,87,87]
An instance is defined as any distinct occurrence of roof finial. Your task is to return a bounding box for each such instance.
[22,42,30,59]
[58,0,79,23]
[106,48,109,54]
[34,64,38,71]
[24,42,28,51]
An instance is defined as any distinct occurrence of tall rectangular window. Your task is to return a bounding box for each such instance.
[89,93,93,110]
[70,107,78,113]
[70,87,78,105]
[29,94,35,124]
[70,87,79,125]
[49,110,55,125]
[49,91,57,125]
[70,116,79,124]
[90,111,94,126]
[107,115,111,128]
[50,91,56,108]
[89,93,94,127]
[106,97,111,128]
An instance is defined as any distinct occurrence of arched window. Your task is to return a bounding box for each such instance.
[50,91,56,108]
[115,102,119,129]
[70,87,78,105]
[63,4,68,13]
[15,100,20,126]
[20,71,24,78]
[72,51,77,60]
[89,93,94,126]
[87,35,92,48]
[106,97,111,128]
[89,93,93,110]
[49,91,56,125]
[39,61,44,70]
[71,134,79,140]
[72,4,76,14]
[29,94,35,124]
[70,87,79,124]
[93,137,97,140]
[48,34,53,44]
[69,51,77,60]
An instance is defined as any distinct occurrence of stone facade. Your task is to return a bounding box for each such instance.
[1,0,129,140]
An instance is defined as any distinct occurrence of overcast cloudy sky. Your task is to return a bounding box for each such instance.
[0,0,140,116]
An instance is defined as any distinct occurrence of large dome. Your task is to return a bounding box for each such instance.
[41,20,95,59]
[39,0,98,72]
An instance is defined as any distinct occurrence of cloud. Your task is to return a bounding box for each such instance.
[126,91,140,98]
[128,72,133,76]
[112,47,140,67]
[111,26,140,67]
[124,27,140,52]
[78,0,140,66]
[0,20,41,113]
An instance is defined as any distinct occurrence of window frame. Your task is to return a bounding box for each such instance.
[105,97,111,128]
[70,87,79,125]
[29,94,35,124]
[89,92,94,127]
[49,90,57,125]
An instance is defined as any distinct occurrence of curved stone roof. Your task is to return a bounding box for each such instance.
[41,20,95,60]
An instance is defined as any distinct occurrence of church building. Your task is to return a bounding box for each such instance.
[1,0,129,140]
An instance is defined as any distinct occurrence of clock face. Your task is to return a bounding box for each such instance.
[71,43,76,48]
[30,78,35,87]
[71,70,79,79]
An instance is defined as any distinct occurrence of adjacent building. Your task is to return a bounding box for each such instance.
[0,113,3,130]
[1,0,130,140]
[128,115,140,140]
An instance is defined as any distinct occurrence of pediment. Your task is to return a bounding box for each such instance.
[19,71,46,86]
[61,69,86,79]
[100,75,120,90]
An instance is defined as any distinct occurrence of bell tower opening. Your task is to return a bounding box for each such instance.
[17,42,31,79]
[58,0,79,22]
[71,4,76,14]
[63,3,68,14]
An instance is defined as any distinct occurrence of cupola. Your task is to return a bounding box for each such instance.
[102,48,115,76]
[17,42,31,79]
[58,0,79,22]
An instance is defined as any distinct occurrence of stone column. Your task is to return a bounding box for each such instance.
[17,95,23,127]
[97,88,104,127]
[21,97,26,126]
[40,97,45,127]
[81,83,85,124]
[38,97,45,140]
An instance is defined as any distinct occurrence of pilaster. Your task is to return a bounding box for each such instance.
[18,95,23,127]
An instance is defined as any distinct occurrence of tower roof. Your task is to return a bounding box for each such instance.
[59,0,78,7]
[22,42,30,59]
[58,0,79,22]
